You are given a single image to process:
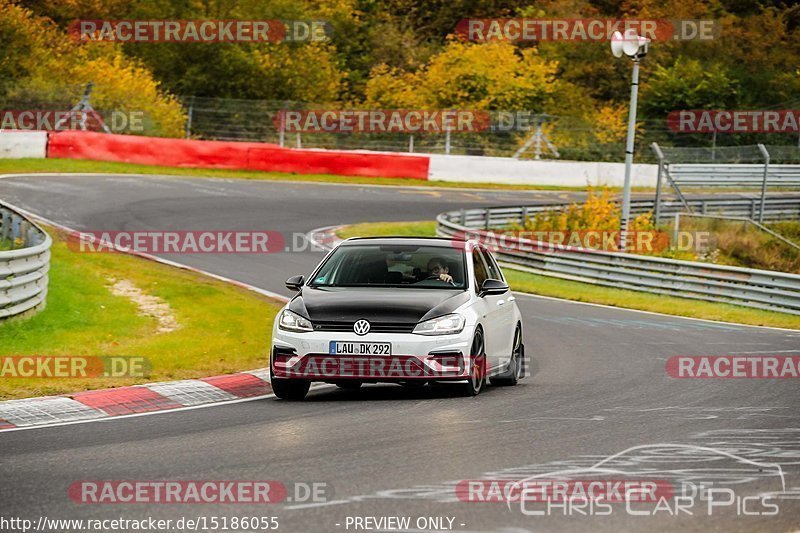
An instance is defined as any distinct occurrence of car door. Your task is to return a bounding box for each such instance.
[480,248,515,360]
[471,247,505,373]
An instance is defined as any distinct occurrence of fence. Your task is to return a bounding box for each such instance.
[179,98,800,161]
[437,201,800,315]
[0,203,52,319]
[183,97,578,158]
[652,143,800,223]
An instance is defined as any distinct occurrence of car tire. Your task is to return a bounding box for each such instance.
[491,324,523,386]
[335,380,363,390]
[461,329,486,397]
[271,377,310,400]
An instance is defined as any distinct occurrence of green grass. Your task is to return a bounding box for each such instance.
[0,157,630,192]
[336,220,800,330]
[337,220,438,240]
[768,221,800,243]
[672,218,800,273]
[0,225,283,400]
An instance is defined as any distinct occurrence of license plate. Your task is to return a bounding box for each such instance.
[329,341,391,356]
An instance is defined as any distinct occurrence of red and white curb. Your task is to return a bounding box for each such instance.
[0,369,276,431]
[307,225,343,252]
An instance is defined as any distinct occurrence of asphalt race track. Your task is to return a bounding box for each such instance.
[1,174,799,532]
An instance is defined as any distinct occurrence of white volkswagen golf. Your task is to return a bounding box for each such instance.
[270,237,525,400]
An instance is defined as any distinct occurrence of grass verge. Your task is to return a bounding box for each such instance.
[0,157,621,192]
[336,221,800,330]
[0,225,283,400]
[337,220,438,240]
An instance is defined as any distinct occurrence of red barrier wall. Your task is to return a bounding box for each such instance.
[47,131,430,180]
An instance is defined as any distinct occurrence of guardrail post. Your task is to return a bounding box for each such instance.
[757,143,770,223]
[672,212,681,248]
[701,200,707,214]
[185,96,194,139]
[445,128,451,155]
[521,206,529,225]
[278,101,291,148]
[0,208,9,245]
[460,209,466,226]
[651,143,666,224]
[27,225,38,246]
[20,221,31,247]
[484,208,491,230]
[11,213,21,241]
[408,134,414,153]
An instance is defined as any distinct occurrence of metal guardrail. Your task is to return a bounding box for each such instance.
[651,143,800,224]
[0,203,52,319]
[437,201,800,316]
[447,196,800,227]
[667,164,800,187]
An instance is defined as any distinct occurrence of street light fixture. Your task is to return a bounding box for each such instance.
[611,29,650,251]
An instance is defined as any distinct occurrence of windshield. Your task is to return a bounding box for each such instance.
[309,244,467,289]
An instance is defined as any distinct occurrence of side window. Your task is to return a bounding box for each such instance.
[481,249,503,281]
[472,249,488,291]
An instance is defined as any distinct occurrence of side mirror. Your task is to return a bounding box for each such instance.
[285,275,305,292]
[479,278,508,297]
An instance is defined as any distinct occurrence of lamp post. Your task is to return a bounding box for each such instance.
[611,29,650,251]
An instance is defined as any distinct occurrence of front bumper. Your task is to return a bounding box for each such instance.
[271,329,473,381]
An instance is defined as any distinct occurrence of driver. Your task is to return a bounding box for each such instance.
[424,257,454,284]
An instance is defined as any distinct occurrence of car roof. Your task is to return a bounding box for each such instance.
[339,236,467,248]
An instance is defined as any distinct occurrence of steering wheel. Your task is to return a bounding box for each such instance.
[424,274,456,286]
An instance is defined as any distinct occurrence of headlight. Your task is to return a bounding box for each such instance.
[278,309,313,332]
[413,313,465,335]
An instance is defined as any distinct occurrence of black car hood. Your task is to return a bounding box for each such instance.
[288,287,470,324]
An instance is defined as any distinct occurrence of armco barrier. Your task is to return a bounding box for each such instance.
[47,131,430,180]
[0,203,52,319]
[438,200,800,315]
[446,196,800,228]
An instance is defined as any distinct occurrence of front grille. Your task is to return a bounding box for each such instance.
[313,321,416,334]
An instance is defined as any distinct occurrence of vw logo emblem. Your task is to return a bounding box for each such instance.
[353,319,371,336]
